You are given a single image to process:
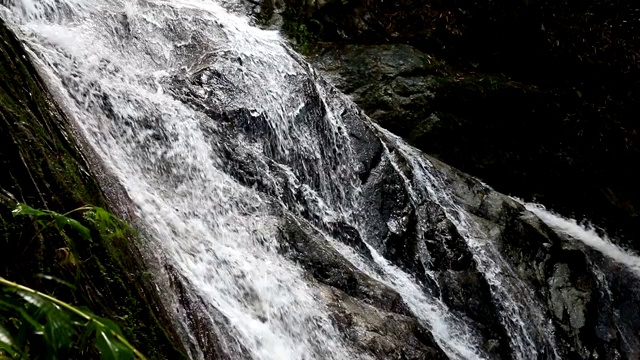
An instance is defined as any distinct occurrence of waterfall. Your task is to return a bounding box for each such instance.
[0,0,478,357]
[2,1,362,358]
[3,0,638,359]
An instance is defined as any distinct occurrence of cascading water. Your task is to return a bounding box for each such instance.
[521,203,640,358]
[0,0,477,358]
[2,1,364,358]
[3,0,640,359]
[524,203,640,279]
[377,130,561,360]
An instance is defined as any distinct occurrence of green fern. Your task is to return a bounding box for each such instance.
[12,203,93,241]
[1,204,145,359]
[0,276,147,359]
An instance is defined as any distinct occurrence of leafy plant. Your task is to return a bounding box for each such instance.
[0,276,147,360]
[11,203,132,242]
[11,204,90,259]
[0,203,145,359]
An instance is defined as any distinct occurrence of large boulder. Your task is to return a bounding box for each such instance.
[178,52,640,357]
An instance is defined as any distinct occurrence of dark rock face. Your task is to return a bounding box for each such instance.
[313,44,440,140]
[353,119,640,358]
[358,148,512,358]
[309,40,640,249]
[443,156,640,359]
[278,215,411,317]
[278,216,450,360]
[321,285,446,360]
[261,0,640,249]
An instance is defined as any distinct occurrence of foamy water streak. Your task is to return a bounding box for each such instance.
[525,203,640,278]
[380,129,561,360]
[326,234,484,360]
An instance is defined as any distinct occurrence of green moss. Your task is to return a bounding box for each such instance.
[281,7,319,54]
[0,19,187,359]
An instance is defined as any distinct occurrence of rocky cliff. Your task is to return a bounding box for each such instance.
[175,52,640,358]
[254,0,640,247]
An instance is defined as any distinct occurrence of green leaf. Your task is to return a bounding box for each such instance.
[96,318,124,337]
[0,299,43,331]
[13,203,92,240]
[95,328,134,360]
[76,306,95,317]
[0,324,19,358]
[42,303,75,354]
[15,290,47,308]
[79,318,98,350]
[0,324,13,345]
[53,214,91,241]
[84,207,130,238]
[12,203,49,217]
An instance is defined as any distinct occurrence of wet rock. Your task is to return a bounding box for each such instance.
[430,153,640,359]
[275,213,451,358]
[274,0,640,248]
[548,263,589,331]
[312,43,440,139]
[277,215,411,317]
[327,220,373,261]
[164,36,640,358]
[320,285,447,360]
[360,156,413,251]
[163,264,248,359]
[359,147,513,358]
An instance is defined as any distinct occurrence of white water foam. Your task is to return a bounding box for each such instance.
[2,0,358,358]
[525,203,640,278]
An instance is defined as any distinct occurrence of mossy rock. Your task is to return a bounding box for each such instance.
[0,19,187,360]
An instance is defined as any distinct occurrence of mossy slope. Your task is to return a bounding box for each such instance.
[0,19,187,360]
